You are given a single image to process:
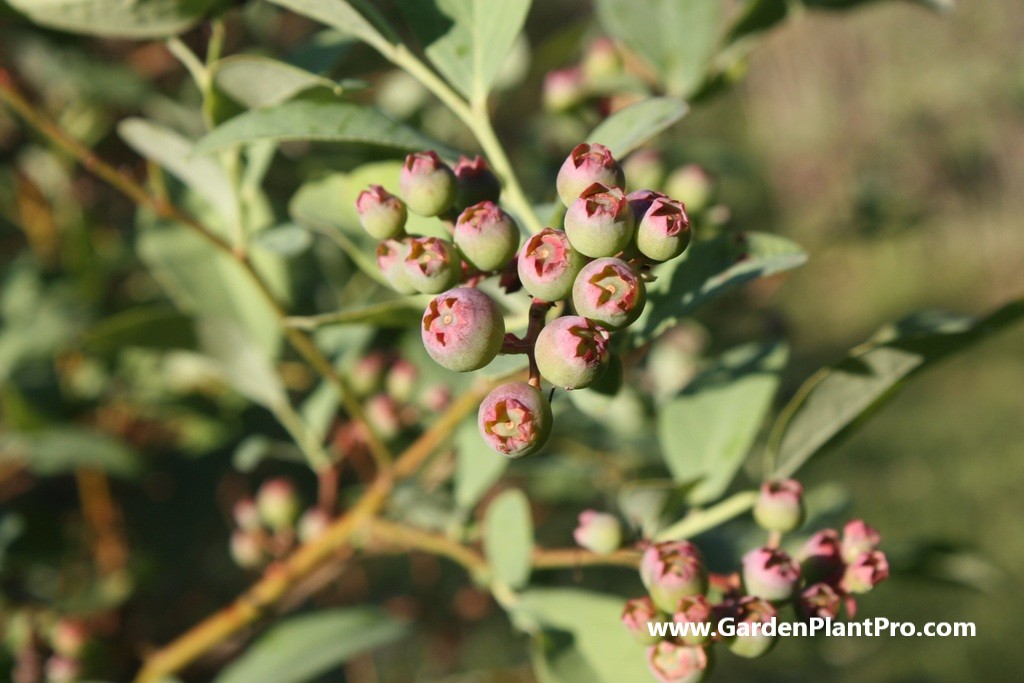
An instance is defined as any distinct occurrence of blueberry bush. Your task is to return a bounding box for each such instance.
[0,1,1020,682]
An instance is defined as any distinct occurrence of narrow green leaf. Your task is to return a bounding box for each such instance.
[484,488,533,589]
[285,300,427,331]
[617,479,696,538]
[265,0,398,49]
[193,92,446,155]
[212,55,348,109]
[213,608,408,683]
[587,97,688,159]
[454,420,509,510]
[252,224,314,257]
[659,341,787,503]
[0,428,139,477]
[81,306,196,358]
[633,232,807,347]
[769,299,1024,479]
[398,0,533,102]
[7,0,218,39]
[595,0,724,97]
[118,118,239,226]
[516,589,650,683]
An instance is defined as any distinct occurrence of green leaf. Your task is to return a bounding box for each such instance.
[213,608,408,683]
[135,209,284,358]
[587,97,688,159]
[0,427,139,477]
[266,0,399,49]
[616,479,695,539]
[118,118,239,227]
[196,317,288,410]
[233,435,304,472]
[211,55,351,109]
[596,0,724,97]
[6,0,218,38]
[193,92,446,155]
[285,300,428,331]
[658,341,787,503]
[516,589,650,683]
[81,306,196,358]
[769,299,1024,479]
[484,488,533,589]
[397,0,533,102]
[633,232,807,347]
[454,420,509,510]
[253,224,314,257]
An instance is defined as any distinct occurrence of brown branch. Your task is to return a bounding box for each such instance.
[0,71,392,471]
[75,470,129,576]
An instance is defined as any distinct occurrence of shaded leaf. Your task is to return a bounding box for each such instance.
[213,608,408,683]
[196,317,287,410]
[266,0,399,49]
[7,0,218,39]
[233,435,304,472]
[454,420,509,510]
[769,299,1024,479]
[484,488,533,589]
[516,589,650,683]
[587,97,688,159]
[595,0,723,97]
[194,92,446,155]
[212,55,350,109]
[0,428,139,477]
[616,479,696,538]
[633,232,807,347]
[659,341,787,503]
[81,306,196,358]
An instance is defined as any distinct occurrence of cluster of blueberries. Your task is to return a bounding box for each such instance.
[356,143,693,458]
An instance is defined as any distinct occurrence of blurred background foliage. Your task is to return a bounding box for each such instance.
[0,0,1021,681]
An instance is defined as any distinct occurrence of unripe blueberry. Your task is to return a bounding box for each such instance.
[45,656,81,683]
[298,508,331,543]
[572,257,646,329]
[840,519,881,563]
[543,67,586,113]
[572,509,622,555]
[753,479,805,533]
[517,228,586,301]
[421,287,505,372]
[419,383,452,412]
[477,381,552,458]
[385,359,418,404]
[582,37,623,81]
[622,596,665,645]
[637,197,691,262]
[453,201,520,272]
[402,237,461,294]
[350,351,388,396]
[672,595,713,646]
[627,189,668,222]
[841,550,889,594]
[376,238,418,295]
[399,150,456,216]
[365,393,402,440]
[232,498,261,532]
[640,541,708,613]
[665,164,713,213]
[556,142,625,207]
[799,529,845,586]
[796,582,842,621]
[564,183,635,258]
[742,546,801,602]
[535,315,610,389]
[50,619,88,658]
[355,184,407,239]
[453,155,501,208]
[727,597,777,659]
[256,477,300,532]
[645,641,711,683]
[230,529,264,568]
[622,150,665,193]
